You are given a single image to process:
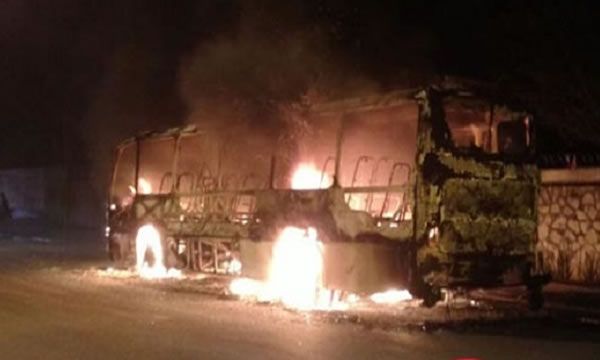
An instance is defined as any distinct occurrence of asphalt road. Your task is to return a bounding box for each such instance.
[1,232,600,360]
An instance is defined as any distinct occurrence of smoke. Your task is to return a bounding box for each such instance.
[79,1,435,223]
[180,2,380,120]
[178,2,380,180]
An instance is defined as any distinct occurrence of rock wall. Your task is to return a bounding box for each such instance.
[538,169,600,284]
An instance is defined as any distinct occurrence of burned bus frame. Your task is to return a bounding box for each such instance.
[107,85,547,307]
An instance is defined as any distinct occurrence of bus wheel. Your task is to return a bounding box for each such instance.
[108,237,121,261]
[422,284,442,308]
[527,283,544,310]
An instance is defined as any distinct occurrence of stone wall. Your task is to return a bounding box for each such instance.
[538,169,600,284]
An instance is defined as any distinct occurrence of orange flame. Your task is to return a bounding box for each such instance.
[291,163,330,189]
[265,226,323,309]
[135,224,181,279]
[129,177,153,195]
[369,289,412,304]
[228,163,414,309]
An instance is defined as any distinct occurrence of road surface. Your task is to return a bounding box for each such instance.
[1,230,600,360]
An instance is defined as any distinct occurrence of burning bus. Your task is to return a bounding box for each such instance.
[106,83,546,308]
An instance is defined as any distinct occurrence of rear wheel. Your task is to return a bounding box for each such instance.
[164,237,184,269]
[108,239,121,261]
[410,269,442,308]
[527,283,544,310]
[422,284,442,307]
[108,234,127,261]
[524,263,548,311]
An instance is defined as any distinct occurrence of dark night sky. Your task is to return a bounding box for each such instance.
[2,0,600,170]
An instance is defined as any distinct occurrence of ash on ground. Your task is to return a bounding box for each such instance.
[87,266,551,334]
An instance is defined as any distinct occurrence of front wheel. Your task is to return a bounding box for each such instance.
[108,240,121,261]
[409,273,442,308]
[108,233,134,263]
[527,283,544,310]
[422,284,442,307]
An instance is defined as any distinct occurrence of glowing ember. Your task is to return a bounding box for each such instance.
[291,163,330,189]
[229,278,263,297]
[96,267,136,278]
[135,224,180,279]
[346,293,360,304]
[369,289,412,304]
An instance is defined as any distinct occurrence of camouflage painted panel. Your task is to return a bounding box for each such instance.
[442,178,535,219]
[439,217,535,255]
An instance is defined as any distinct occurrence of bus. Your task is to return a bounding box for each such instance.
[106,83,547,308]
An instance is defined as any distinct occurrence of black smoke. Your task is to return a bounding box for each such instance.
[3,1,600,226]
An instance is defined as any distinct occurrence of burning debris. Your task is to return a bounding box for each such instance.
[229,225,368,311]
[135,224,182,279]
[228,216,413,310]
[370,289,413,305]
